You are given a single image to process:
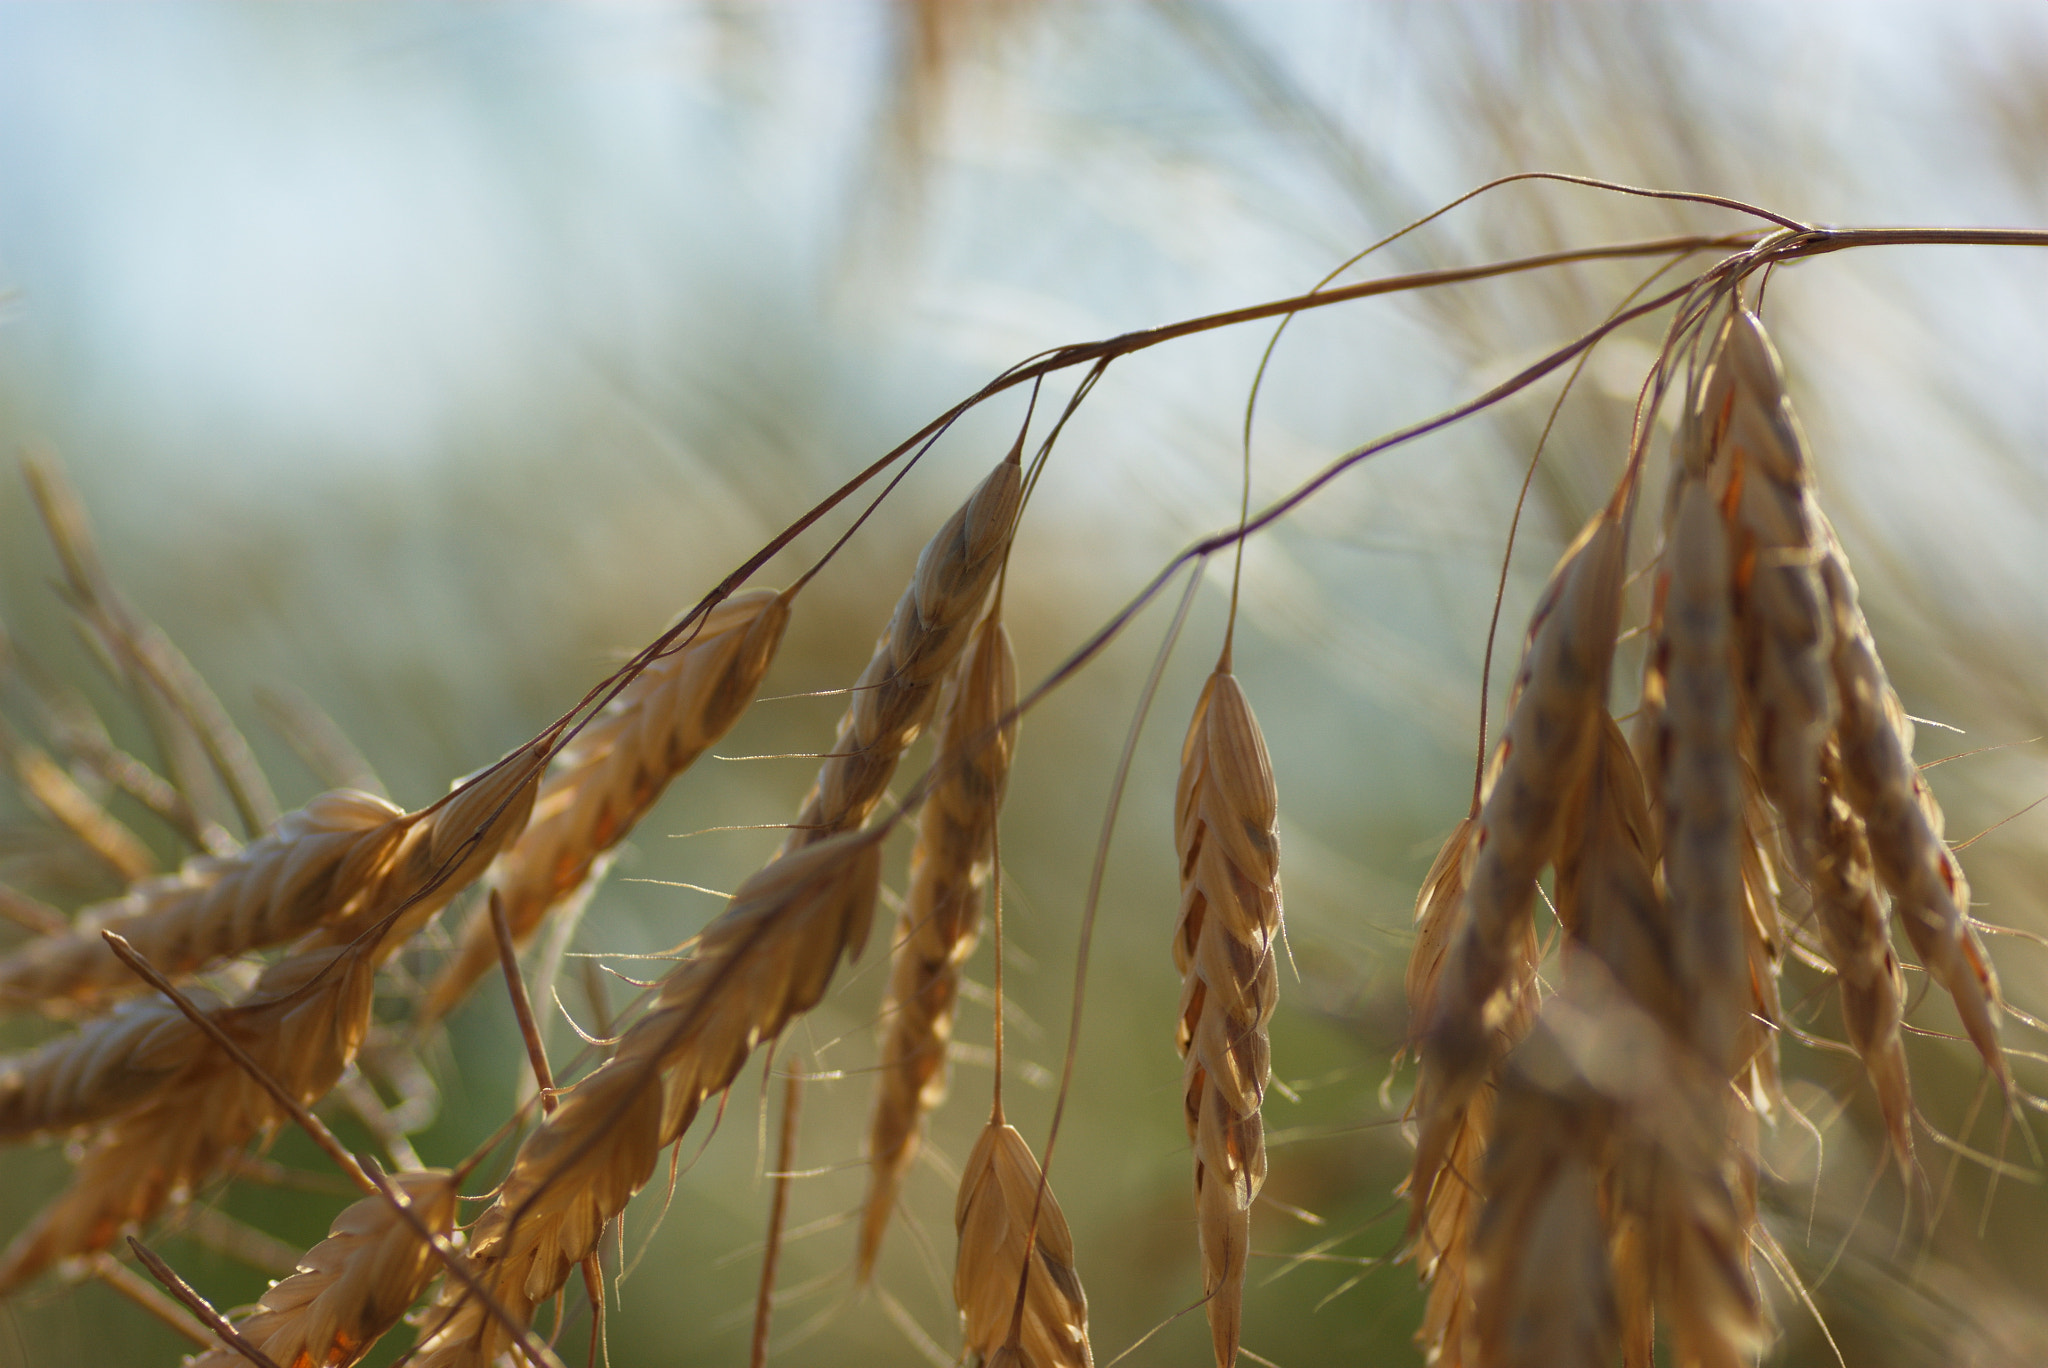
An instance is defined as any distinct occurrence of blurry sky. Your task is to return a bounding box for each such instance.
[0,5,2044,1367]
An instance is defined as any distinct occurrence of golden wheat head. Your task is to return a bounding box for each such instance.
[954,1119,1092,1368]
[185,1169,458,1368]
[1172,665,1281,1368]
[860,613,1017,1279]
[424,587,791,1022]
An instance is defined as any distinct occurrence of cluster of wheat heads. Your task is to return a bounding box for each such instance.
[0,195,2043,1368]
[1405,296,2017,1368]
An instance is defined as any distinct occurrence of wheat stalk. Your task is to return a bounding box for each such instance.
[424,586,792,1022]
[183,1168,458,1368]
[859,612,1017,1279]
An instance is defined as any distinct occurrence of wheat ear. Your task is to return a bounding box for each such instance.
[859,613,1017,1279]
[1546,970,1764,1368]
[1704,309,1836,867]
[1405,820,1536,1368]
[1817,523,2003,1082]
[1468,1040,1619,1368]
[781,449,1022,852]
[0,788,405,1016]
[0,747,541,1290]
[954,1118,1093,1368]
[1410,499,1627,1226]
[424,587,792,1022]
[1171,665,1281,1368]
[407,829,882,1367]
[1560,709,1764,1367]
[0,987,226,1141]
[183,1168,459,1368]
[0,940,382,1292]
[1649,472,1750,1076]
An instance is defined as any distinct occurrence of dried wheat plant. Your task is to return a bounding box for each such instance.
[1404,293,2019,1367]
[0,197,2042,1368]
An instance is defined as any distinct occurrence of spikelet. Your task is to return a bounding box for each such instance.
[0,789,405,1016]
[185,1169,459,1368]
[1410,499,1627,1224]
[408,829,882,1366]
[859,615,1017,1279]
[1649,473,1750,1075]
[1812,755,1914,1166]
[0,940,381,1292]
[0,987,227,1141]
[1818,523,2002,1081]
[1171,665,1281,1368]
[954,1119,1092,1368]
[313,742,545,951]
[1403,818,1484,1367]
[1703,310,1836,864]
[1468,1041,1618,1368]
[1404,819,1477,1047]
[781,451,1021,852]
[1544,972,1764,1368]
[1554,718,1681,1039]
[424,588,792,1022]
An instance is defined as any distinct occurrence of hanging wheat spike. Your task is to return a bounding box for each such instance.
[407,828,883,1367]
[1172,661,1282,1368]
[954,1118,1093,1368]
[0,987,227,1142]
[1408,493,1629,1230]
[781,446,1022,853]
[1467,1028,1619,1368]
[1405,817,1539,1368]
[859,612,1017,1279]
[0,939,383,1292]
[1699,305,1998,1114]
[0,744,542,1291]
[184,1168,459,1368]
[423,586,793,1023]
[0,788,406,1017]
[1650,469,1750,1079]
[1707,311,1836,870]
[1817,518,2003,1082]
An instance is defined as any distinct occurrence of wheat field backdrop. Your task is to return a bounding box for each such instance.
[0,6,2044,1367]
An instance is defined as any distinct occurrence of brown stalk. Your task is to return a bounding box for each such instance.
[127,1236,285,1368]
[752,1057,803,1368]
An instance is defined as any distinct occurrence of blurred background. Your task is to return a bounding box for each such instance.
[0,4,2043,1365]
